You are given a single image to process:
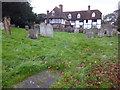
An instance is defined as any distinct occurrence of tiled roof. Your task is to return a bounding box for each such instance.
[64,10,102,20]
[46,7,67,19]
[46,6,102,20]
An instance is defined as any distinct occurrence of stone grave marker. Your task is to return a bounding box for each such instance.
[74,28,79,33]
[25,25,29,30]
[106,30,113,37]
[98,30,104,37]
[40,23,46,36]
[4,17,11,35]
[85,30,95,38]
[46,24,53,37]
[0,22,4,30]
[28,29,38,39]
[34,24,40,35]
[65,26,73,33]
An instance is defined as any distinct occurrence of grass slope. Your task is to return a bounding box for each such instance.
[1,28,119,88]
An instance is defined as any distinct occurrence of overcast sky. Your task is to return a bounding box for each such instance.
[30,0,120,15]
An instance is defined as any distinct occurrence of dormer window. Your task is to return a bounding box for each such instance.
[92,12,95,17]
[52,11,55,16]
[68,14,72,19]
[77,14,81,18]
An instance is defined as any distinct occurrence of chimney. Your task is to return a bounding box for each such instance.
[47,10,49,15]
[46,10,49,24]
[59,4,63,12]
[88,5,90,11]
[88,5,90,13]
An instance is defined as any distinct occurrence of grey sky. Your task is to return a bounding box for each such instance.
[30,0,119,15]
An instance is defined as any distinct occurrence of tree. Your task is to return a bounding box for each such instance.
[35,14,46,24]
[2,2,36,28]
[103,13,117,25]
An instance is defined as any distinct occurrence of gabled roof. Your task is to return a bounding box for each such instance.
[64,10,102,20]
[46,7,67,19]
[46,5,102,20]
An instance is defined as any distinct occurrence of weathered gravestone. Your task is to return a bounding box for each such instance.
[28,29,38,39]
[106,30,113,37]
[25,25,29,30]
[11,24,15,28]
[85,30,95,38]
[0,22,4,30]
[4,17,11,35]
[74,28,79,33]
[98,28,105,37]
[40,23,53,37]
[40,23,46,36]
[46,24,53,37]
[34,24,40,35]
[65,26,73,32]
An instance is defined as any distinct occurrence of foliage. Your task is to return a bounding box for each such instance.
[2,2,36,28]
[117,14,120,32]
[1,28,119,88]
[35,14,46,24]
[103,13,117,25]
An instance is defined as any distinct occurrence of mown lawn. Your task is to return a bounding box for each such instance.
[1,28,119,88]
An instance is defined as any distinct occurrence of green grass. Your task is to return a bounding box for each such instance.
[1,28,118,88]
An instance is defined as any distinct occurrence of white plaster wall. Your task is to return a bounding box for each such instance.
[97,25,101,29]
[97,19,101,24]
[80,22,83,25]
[92,22,97,25]
[87,25,92,29]
[88,20,92,24]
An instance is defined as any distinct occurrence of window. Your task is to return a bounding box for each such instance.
[68,14,72,19]
[86,20,88,23]
[77,14,81,18]
[92,12,95,17]
[80,20,84,22]
[92,19,97,22]
[52,11,55,16]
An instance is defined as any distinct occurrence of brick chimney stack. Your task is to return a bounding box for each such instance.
[46,10,49,24]
[88,5,90,13]
[59,4,63,13]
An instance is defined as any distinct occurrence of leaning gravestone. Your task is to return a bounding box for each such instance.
[40,23,46,36]
[0,22,4,30]
[46,24,53,37]
[106,30,113,37]
[34,24,40,35]
[65,26,73,33]
[86,30,95,38]
[25,25,29,30]
[74,28,79,33]
[4,17,11,35]
[98,30,104,37]
[28,29,38,39]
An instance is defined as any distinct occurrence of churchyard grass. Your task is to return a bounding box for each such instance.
[1,28,118,88]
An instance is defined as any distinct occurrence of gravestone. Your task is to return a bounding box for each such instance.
[4,17,11,35]
[11,24,15,28]
[25,25,29,30]
[85,30,95,38]
[65,26,73,32]
[46,24,53,37]
[106,30,113,37]
[28,29,38,39]
[40,23,46,36]
[34,24,40,35]
[74,28,79,33]
[40,23,54,37]
[98,30,104,37]
[0,22,4,30]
